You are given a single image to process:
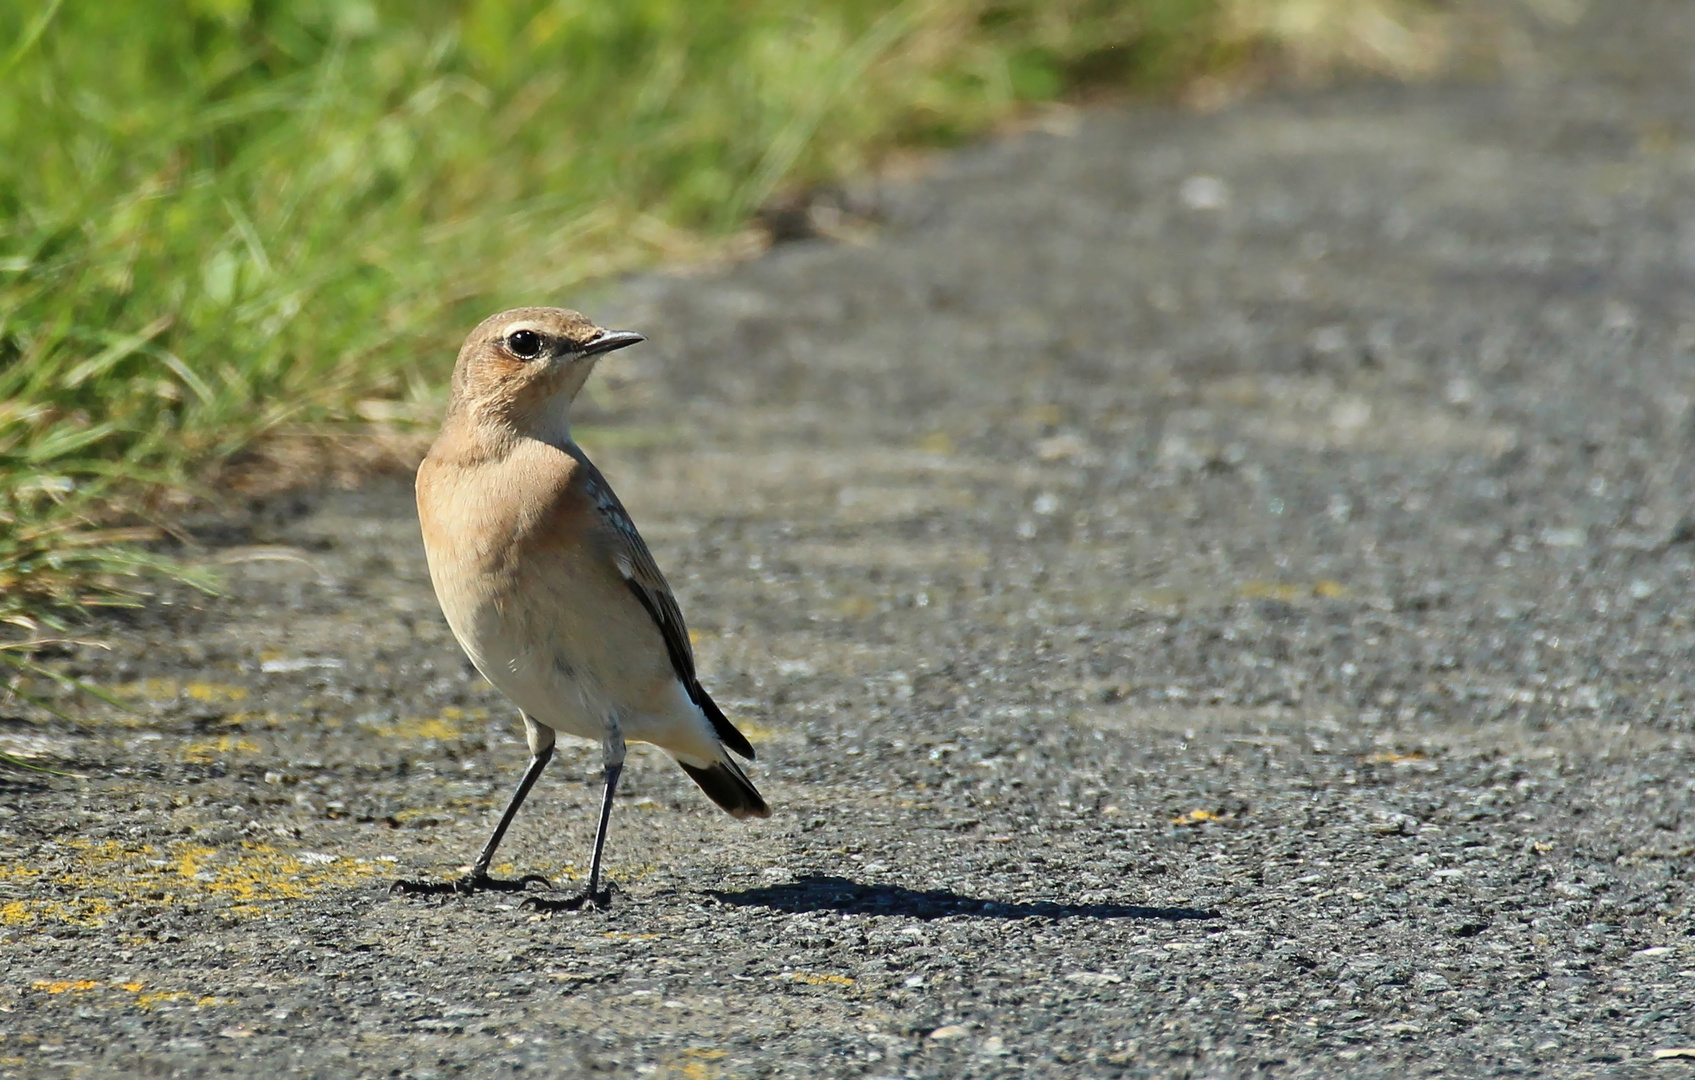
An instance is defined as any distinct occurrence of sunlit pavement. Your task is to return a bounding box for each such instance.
[5,3,1695,1076]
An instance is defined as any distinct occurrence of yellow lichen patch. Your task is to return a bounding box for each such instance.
[32,980,101,994]
[180,736,260,763]
[173,844,215,879]
[778,972,855,987]
[545,969,611,984]
[3,898,115,928]
[834,595,877,619]
[360,708,486,741]
[186,683,248,703]
[387,807,443,825]
[114,679,249,704]
[130,989,230,1009]
[111,678,178,701]
[403,718,463,740]
[1238,581,1304,602]
[483,860,578,883]
[915,431,956,454]
[730,719,787,742]
[1239,580,1353,602]
[186,843,376,906]
[1172,808,1231,826]
[22,981,231,1010]
[2,839,377,928]
[671,1048,729,1077]
[1366,750,1428,764]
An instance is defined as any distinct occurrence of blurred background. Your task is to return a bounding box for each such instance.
[0,0,1450,628]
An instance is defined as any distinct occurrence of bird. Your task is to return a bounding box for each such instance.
[392,306,768,910]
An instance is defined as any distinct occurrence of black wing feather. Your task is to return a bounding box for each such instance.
[585,463,757,762]
[621,572,756,761]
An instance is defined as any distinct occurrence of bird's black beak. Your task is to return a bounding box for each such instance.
[581,330,646,357]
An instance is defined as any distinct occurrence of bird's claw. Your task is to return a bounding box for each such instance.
[389,871,553,897]
[520,884,615,912]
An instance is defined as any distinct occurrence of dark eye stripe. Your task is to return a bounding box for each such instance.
[505,329,544,358]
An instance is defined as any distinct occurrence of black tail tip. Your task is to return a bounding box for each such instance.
[696,689,756,761]
[678,759,770,819]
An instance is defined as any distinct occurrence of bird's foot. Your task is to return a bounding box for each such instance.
[521,882,615,912]
[389,870,552,897]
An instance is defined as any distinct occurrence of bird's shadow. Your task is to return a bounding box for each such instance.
[709,874,1218,922]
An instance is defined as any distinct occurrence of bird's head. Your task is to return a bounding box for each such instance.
[447,306,644,437]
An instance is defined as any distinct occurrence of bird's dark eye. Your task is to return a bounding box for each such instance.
[505,329,544,359]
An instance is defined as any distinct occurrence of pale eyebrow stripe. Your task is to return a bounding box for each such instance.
[499,321,550,336]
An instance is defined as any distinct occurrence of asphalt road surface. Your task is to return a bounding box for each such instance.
[5,2,1695,1076]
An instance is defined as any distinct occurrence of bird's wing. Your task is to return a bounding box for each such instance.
[583,466,757,760]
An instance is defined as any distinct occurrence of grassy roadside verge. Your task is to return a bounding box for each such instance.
[0,0,1450,636]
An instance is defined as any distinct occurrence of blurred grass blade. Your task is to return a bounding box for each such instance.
[2,655,136,715]
[148,347,216,406]
[735,0,927,223]
[0,0,63,77]
[0,749,76,776]
[60,316,174,390]
[19,423,120,466]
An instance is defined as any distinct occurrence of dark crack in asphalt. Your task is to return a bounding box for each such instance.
[5,2,1695,1077]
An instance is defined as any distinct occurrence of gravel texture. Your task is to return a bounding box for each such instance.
[5,2,1695,1076]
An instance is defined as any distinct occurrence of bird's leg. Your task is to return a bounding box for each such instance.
[582,760,622,899]
[463,741,557,890]
[526,720,624,912]
[391,716,556,897]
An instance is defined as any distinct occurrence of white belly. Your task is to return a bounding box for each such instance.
[423,536,720,764]
[458,611,609,743]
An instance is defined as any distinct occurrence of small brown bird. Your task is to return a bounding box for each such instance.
[394,307,768,910]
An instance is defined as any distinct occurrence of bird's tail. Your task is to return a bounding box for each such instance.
[677,755,770,819]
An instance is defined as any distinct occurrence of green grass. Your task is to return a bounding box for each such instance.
[0,0,1446,637]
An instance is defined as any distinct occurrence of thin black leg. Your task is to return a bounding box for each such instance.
[472,743,555,877]
[525,759,621,912]
[391,744,555,897]
[583,761,622,897]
